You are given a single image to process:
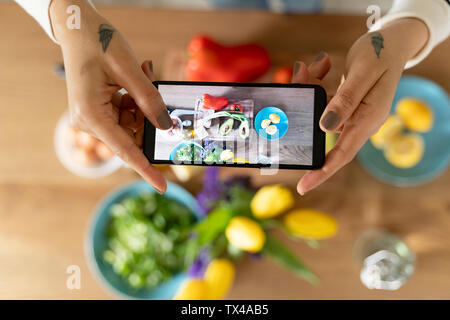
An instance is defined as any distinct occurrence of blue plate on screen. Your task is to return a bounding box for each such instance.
[86,180,201,299]
[254,106,289,140]
[357,75,450,186]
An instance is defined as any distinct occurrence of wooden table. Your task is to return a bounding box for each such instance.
[0,4,449,299]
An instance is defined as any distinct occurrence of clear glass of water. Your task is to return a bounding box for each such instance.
[353,228,416,290]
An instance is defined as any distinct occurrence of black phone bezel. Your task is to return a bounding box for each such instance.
[143,81,326,170]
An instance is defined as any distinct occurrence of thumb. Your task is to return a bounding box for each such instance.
[114,62,171,130]
[291,61,309,83]
[141,60,155,81]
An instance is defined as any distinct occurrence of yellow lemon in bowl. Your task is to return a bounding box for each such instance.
[269,113,281,124]
[225,216,266,253]
[284,209,338,240]
[384,133,424,168]
[370,115,404,149]
[396,98,433,132]
[251,184,294,219]
[261,119,272,129]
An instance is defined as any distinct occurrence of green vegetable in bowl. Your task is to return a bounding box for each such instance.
[174,144,204,162]
[103,192,196,290]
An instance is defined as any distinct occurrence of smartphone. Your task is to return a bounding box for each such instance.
[143,81,326,170]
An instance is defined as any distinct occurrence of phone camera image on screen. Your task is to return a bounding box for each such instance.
[146,82,326,169]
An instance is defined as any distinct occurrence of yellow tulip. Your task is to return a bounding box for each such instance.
[173,279,210,300]
[225,216,266,253]
[284,209,337,240]
[204,259,235,300]
[251,185,294,219]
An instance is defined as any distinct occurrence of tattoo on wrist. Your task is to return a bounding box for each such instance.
[98,24,115,53]
[371,32,384,58]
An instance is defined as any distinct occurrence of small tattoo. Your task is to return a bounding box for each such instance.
[371,32,384,58]
[98,24,115,53]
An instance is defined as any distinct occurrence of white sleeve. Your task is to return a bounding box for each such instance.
[369,0,450,69]
[14,0,95,44]
[15,0,57,43]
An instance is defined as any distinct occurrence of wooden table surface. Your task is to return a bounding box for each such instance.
[0,4,449,299]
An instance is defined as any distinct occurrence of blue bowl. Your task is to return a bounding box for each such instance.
[254,106,289,140]
[85,180,201,299]
[357,75,450,186]
[169,141,205,161]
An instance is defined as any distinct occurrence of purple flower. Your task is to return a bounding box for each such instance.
[196,167,223,215]
[249,252,262,261]
[187,249,210,277]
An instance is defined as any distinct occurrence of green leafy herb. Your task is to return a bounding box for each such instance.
[104,192,196,290]
[194,207,233,245]
[262,234,318,285]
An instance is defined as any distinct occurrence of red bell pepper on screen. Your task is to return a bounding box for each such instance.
[202,94,229,110]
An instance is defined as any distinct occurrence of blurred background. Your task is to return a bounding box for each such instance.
[0,0,448,299]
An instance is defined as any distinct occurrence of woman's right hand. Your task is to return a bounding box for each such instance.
[297,18,429,195]
[50,0,172,193]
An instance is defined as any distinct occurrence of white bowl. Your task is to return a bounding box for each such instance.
[54,111,123,178]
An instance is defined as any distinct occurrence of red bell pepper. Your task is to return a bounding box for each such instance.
[186,35,271,82]
[230,104,243,112]
[202,94,229,110]
[272,66,294,83]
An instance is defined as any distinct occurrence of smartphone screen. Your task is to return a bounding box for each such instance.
[144,81,326,169]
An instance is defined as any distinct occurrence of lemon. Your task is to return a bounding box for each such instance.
[370,115,404,149]
[225,216,266,253]
[251,185,294,219]
[269,113,281,124]
[204,259,235,300]
[396,98,433,132]
[233,157,249,163]
[284,209,338,240]
[261,119,271,129]
[384,133,424,168]
[265,125,278,135]
[173,279,210,300]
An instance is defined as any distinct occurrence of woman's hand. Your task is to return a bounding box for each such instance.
[50,0,171,193]
[296,18,429,195]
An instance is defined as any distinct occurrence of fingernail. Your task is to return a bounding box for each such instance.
[148,60,153,73]
[297,186,307,196]
[157,110,173,130]
[314,51,325,62]
[293,61,301,75]
[320,111,340,131]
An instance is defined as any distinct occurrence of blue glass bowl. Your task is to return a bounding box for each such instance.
[357,75,450,186]
[254,106,289,140]
[85,180,201,299]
